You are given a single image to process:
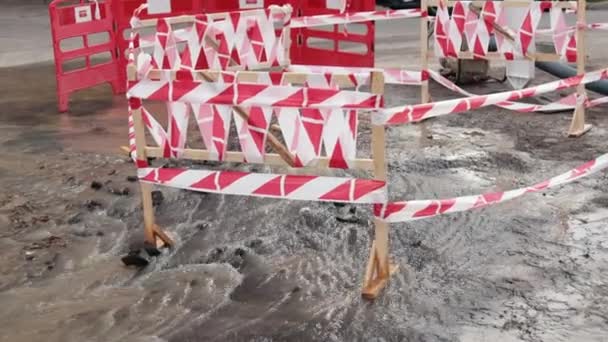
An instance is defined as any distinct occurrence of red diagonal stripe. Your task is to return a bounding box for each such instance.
[145,168,185,183]
[271,89,304,107]
[252,176,282,196]
[147,83,170,101]
[352,179,385,200]
[190,172,217,190]
[217,171,249,189]
[283,175,317,195]
[251,175,319,197]
[410,103,434,121]
[373,203,407,219]
[319,180,351,202]
[236,84,270,105]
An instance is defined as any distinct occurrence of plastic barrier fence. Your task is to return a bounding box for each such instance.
[55,0,373,103]
[49,0,121,111]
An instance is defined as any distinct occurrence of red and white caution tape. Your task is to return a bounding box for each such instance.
[127,79,383,109]
[130,6,292,73]
[287,64,427,85]
[374,153,608,223]
[128,107,136,159]
[427,70,608,113]
[287,66,608,113]
[298,73,359,169]
[290,8,424,28]
[132,71,372,168]
[434,1,579,61]
[374,68,608,125]
[138,168,387,203]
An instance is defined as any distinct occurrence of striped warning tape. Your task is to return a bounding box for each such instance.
[374,153,608,223]
[127,79,383,109]
[374,68,608,125]
[138,167,388,203]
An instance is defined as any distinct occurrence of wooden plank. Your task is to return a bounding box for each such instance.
[145,147,375,170]
[362,240,377,289]
[362,71,391,299]
[370,71,387,182]
[132,106,157,246]
[135,6,292,27]
[144,69,366,88]
[130,60,173,247]
[139,182,157,245]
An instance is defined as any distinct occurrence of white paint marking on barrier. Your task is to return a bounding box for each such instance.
[239,0,264,9]
[147,0,171,15]
[74,6,92,23]
[326,0,347,12]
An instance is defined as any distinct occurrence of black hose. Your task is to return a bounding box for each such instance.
[535,62,608,96]
[487,38,608,96]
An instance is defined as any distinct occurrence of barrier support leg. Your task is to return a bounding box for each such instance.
[420,0,430,104]
[362,220,398,299]
[58,93,69,113]
[140,181,173,250]
[568,0,591,137]
[362,71,397,300]
[130,65,174,250]
[111,80,122,95]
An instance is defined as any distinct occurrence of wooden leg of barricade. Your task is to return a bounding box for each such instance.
[568,102,592,137]
[141,182,156,246]
[140,182,173,250]
[414,0,431,126]
[129,67,174,252]
[362,220,399,299]
[362,71,397,299]
[420,0,430,105]
[568,0,592,137]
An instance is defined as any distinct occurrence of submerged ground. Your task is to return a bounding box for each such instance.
[1,2,608,342]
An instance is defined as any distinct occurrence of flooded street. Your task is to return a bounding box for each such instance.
[2,2,608,342]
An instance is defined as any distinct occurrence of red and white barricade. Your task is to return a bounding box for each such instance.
[122,1,608,301]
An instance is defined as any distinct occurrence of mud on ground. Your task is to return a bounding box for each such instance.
[1,42,608,342]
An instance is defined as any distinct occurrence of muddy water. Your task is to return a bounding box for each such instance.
[1,61,608,342]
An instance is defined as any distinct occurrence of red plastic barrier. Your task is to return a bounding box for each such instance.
[49,0,375,111]
[112,0,302,91]
[49,0,121,112]
[294,0,375,67]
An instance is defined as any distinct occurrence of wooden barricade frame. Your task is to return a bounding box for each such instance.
[128,55,395,298]
[123,1,598,300]
[424,0,590,136]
